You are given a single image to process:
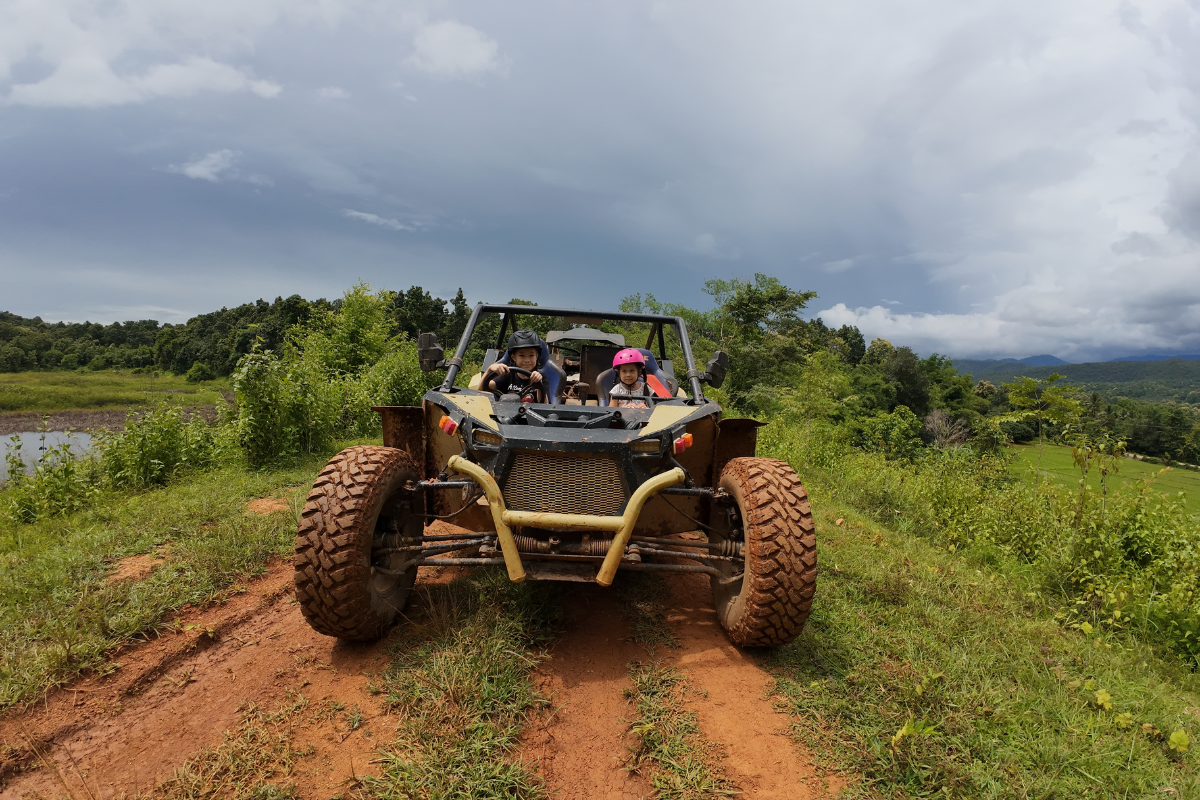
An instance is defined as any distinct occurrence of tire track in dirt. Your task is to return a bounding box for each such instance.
[521,587,652,800]
[523,569,842,800]
[659,572,843,799]
[0,528,470,799]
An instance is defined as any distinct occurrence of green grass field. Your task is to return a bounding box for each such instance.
[1010,443,1200,516]
[0,370,228,414]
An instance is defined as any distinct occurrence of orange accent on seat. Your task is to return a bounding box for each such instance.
[645,374,672,398]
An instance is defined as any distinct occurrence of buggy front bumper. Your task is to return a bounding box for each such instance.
[445,455,686,586]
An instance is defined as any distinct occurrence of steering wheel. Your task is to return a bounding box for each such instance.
[491,366,537,401]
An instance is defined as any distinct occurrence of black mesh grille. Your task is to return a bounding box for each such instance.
[502,451,627,516]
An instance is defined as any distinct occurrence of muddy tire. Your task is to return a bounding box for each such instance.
[294,445,422,641]
[710,457,817,647]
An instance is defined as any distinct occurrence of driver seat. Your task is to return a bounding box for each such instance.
[596,349,675,407]
[495,341,564,404]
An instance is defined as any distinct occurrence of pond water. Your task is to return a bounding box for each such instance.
[0,431,95,483]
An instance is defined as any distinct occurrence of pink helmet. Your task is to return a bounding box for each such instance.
[613,348,646,368]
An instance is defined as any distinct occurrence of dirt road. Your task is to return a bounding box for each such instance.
[0,530,838,799]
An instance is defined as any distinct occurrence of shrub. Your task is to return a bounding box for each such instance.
[185,361,215,383]
[2,433,99,523]
[232,347,344,466]
[231,283,436,466]
[96,406,235,489]
[853,406,923,460]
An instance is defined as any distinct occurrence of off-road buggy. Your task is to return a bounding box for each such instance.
[294,304,816,647]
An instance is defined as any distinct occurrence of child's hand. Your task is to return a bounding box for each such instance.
[489,363,509,376]
[530,370,543,383]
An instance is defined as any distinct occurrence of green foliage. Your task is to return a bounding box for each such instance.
[232,283,435,466]
[185,361,215,383]
[0,311,158,372]
[762,421,1200,667]
[96,407,235,490]
[853,406,924,460]
[3,432,100,523]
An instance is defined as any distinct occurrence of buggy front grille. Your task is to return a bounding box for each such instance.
[502,451,627,516]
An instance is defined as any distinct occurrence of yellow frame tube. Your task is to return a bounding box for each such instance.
[446,455,526,583]
[593,467,686,586]
[446,456,686,586]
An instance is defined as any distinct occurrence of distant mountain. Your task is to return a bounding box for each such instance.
[1108,354,1200,362]
[951,358,1200,404]
[1018,354,1071,366]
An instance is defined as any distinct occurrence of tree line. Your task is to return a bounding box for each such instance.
[0,287,472,380]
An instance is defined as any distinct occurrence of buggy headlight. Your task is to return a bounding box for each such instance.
[474,429,503,446]
[631,438,662,453]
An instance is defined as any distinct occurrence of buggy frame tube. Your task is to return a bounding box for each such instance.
[439,303,708,403]
[447,455,685,586]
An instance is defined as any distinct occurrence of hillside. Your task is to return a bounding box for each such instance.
[955,358,1200,403]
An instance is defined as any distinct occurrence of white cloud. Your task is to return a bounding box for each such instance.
[0,2,288,107]
[318,86,350,99]
[168,150,240,182]
[167,150,272,185]
[407,20,502,78]
[342,209,419,231]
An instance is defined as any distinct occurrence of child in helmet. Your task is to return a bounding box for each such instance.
[483,329,546,402]
[609,348,652,409]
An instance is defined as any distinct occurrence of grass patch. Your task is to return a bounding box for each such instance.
[616,573,679,654]
[361,571,560,800]
[1010,443,1200,516]
[146,695,310,800]
[770,503,1200,798]
[0,370,227,414]
[624,662,736,799]
[0,451,337,710]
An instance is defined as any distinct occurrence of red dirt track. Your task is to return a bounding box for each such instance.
[1,526,839,799]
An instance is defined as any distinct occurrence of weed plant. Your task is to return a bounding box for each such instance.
[3,431,100,522]
[363,571,560,800]
[96,405,238,489]
[147,696,309,799]
[624,663,736,799]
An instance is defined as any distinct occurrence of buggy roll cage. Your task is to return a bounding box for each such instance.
[440,303,709,403]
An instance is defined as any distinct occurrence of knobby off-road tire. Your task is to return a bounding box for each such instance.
[711,457,817,647]
[294,445,422,641]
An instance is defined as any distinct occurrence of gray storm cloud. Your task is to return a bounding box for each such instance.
[0,0,1198,362]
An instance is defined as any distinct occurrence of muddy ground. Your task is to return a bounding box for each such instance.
[0,523,839,800]
[0,407,221,437]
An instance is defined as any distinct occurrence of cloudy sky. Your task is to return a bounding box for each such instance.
[2,0,1199,361]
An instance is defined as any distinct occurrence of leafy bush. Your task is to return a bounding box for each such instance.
[852,406,924,460]
[2,434,99,523]
[96,407,235,489]
[185,361,214,383]
[232,283,436,466]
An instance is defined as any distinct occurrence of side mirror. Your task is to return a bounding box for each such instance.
[703,351,728,388]
[417,332,446,372]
